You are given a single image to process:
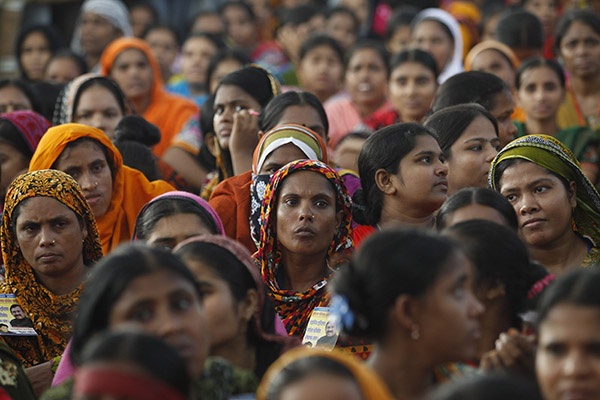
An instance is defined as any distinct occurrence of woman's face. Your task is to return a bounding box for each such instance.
[411,20,454,74]
[274,104,327,139]
[181,37,218,87]
[145,28,179,73]
[110,49,153,101]
[524,0,558,37]
[55,140,113,218]
[73,84,124,138]
[20,31,52,81]
[470,49,516,90]
[183,258,251,351]
[499,161,577,249]
[297,45,344,101]
[414,250,483,363]
[489,90,517,147]
[44,57,83,84]
[559,20,600,80]
[278,373,364,400]
[209,59,244,94]
[0,141,29,200]
[15,196,87,280]
[392,134,449,214]
[446,116,500,194]
[536,303,600,400]
[326,13,357,51]
[276,171,342,258]
[517,66,565,122]
[443,203,512,229]
[222,5,257,49]
[109,268,209,378]
[145,213,215,250]
[213,84,261,150]
[388,61,437,122]
[0,86,32,114]
[345,48,388,111]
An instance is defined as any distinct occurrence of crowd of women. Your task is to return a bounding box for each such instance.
[1,0,600,398]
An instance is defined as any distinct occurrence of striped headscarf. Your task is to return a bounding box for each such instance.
[489,134,600,246]
[253,160,353,336]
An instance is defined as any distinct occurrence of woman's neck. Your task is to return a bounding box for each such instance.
[37,261,87,296]
[475,300,513,362]
[130,95,151,115]
[524,117,560,136]
[369,342,434,400]
[380,201,435,230]
[279,251,328,292]
[529,231,589,276]
[571,75,600,97]
[211,337,256,373]
[356,98,386,119]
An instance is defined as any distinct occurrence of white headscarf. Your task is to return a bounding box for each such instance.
[71,0,133,55]
[413,8,464,84]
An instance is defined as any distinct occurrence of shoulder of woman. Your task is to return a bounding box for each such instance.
[196,357,258,400]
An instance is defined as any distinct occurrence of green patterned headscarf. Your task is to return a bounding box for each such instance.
[489,134,600,245]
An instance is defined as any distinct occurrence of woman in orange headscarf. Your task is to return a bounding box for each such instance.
[29,123,174,254]
[99,37,198,157]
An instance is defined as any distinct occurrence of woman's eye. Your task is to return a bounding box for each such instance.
[315,200,329,208]
[505,194,517,202]
[173,296,192,311]
[469,145,483,151]
[130,308,153,322]
[284,198,298,206]
[534,186,548,194]
[420,156,431,164]
[234,105,247,112]
[214,105,224,115]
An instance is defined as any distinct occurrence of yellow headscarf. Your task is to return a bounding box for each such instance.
[256,347,392,400]
[1,169,103,367]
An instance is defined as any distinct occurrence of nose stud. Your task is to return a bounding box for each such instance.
[94,181,98,187]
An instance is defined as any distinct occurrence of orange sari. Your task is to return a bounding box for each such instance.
[99,38,198,157]
[29,124,174,254]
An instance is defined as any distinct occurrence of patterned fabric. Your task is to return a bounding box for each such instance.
[0,111,50,153]
[29,123,174,254]
[1,170,103,367]
[489,134,600,248]
[249,124,329,247]
[253,160,353,337]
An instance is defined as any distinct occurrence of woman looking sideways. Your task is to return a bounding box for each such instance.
[352,123,448,247]
[175,235,297,380]
[425,104,500,195]
[489,134,600,275]
[330,229,483,399]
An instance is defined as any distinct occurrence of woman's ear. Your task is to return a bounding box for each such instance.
[389,294,419,333]
[239,288,260,324]
[568,180,577,209]
[204,132,217,156]
[375,168,396,195]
